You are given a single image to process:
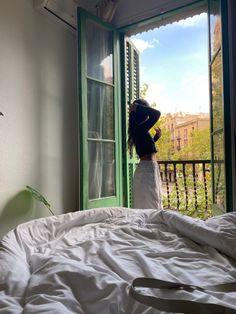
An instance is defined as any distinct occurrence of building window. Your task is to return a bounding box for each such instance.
[184,128,187,139]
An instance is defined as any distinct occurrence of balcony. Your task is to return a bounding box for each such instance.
[158,160,213,219]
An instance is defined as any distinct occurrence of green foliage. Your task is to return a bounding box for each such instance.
[150,116,175,160]
[25,185,54,216]
[140,83,149,98]
[155,121,211,161]
[162,173,213,220]
[173,128,211,160]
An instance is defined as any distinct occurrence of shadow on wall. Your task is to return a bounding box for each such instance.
[0,190,35,239]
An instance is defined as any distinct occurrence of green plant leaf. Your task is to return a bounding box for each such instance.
[25,186,54,215]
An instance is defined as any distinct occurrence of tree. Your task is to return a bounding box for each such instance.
[140,83,149,99]
[173,128,211,160]
[159,127,212,218]
[150,117,174,161]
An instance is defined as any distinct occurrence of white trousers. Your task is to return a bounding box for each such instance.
[133,160,163,209]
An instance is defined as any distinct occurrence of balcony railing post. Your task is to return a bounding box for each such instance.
[192,163,198,212]
[173,163,180,210]
[164,163,171,208]
[182,163,189,211]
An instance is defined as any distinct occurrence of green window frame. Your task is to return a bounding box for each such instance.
[120,38,140,208]
[77,8,123,210]
[208,0,233,213]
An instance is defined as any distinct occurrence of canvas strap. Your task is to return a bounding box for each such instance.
[129,277,236,313]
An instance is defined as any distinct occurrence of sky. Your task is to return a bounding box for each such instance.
[130,13,209,114]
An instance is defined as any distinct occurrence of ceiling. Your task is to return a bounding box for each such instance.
[35,0,207,34]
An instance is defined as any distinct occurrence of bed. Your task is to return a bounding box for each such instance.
[0,207,236,313]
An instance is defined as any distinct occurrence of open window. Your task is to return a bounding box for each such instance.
[77,8,123,210]
[208,0,233,213]
[120,0,233,213]
[77,0,233,213]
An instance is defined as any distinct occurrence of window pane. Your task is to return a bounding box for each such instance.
[87,80,114,140]
[213,131,225,211]
[213,160,225,211]
[211,50,223,132]
[88,142,115,199]
[86,20,113,83]
[210,0,221,59]
[213,131,224,160]
[209,0,226,213]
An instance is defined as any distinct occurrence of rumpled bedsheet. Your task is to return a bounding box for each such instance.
[0,207,236,313]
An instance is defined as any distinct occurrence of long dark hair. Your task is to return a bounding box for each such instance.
[128,98,150,150]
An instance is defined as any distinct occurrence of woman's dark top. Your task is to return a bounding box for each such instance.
[134,105,161,158]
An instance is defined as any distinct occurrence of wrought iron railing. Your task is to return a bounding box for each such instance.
[158,160,212,219]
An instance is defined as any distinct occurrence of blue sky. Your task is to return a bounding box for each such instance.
[130,13,209,114]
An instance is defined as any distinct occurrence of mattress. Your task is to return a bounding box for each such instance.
[0,207,236,313]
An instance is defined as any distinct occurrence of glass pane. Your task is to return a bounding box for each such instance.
[213,132,225,211]
[209,0,221,59]
[88,141,115,199]
[212,50,223,131]
[214,162,225,210]
[86,20,113,83]
[213,131,224,160]
[209,0,225,212]
[87,80,114,140]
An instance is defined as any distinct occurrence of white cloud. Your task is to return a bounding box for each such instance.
[145,83,164,104]
[140,65,147,76]
[180,72,209,90]
[130,38,154,53]
[144,83,173,112]
[177,72,209,112]
[151,38,160,45]
[142,73,209,114]
[176,13,207,28]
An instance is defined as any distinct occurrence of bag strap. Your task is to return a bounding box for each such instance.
[129,277,236,313]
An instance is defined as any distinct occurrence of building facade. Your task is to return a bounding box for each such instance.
[163,113,210,151]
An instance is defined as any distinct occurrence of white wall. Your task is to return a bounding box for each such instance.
[0,0,78,237]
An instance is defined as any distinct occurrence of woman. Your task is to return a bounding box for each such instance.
[128,98,163,209]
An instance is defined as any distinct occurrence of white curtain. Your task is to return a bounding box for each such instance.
[86,21,115,199]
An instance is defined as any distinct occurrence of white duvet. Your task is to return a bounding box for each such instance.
[0,207,236,314]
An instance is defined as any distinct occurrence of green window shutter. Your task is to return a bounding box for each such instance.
[77,8,123,210]
[123,39,140,208]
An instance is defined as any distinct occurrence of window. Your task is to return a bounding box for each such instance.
[208,0,230,213]
[184,128,188,139]
[77,8,123,209]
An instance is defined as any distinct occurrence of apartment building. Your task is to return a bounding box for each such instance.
[163,112,210,151]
